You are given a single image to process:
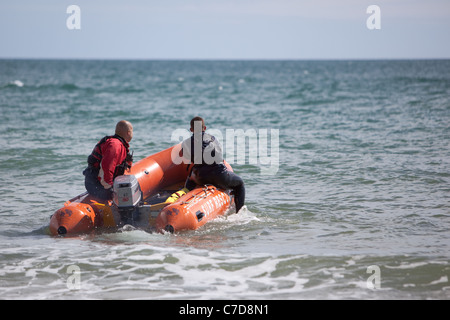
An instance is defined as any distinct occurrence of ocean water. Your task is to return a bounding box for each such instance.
[0,59,449,300]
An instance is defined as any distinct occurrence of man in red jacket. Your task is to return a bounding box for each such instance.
[83,120,133,200]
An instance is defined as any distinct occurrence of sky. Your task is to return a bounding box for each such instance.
[1,0,450,60]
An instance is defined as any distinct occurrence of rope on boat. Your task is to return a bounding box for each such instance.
[181,185,216,205]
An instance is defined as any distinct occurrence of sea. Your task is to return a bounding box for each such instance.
[0,59,449,300]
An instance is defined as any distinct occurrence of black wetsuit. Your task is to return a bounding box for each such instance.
[182,132,245,213]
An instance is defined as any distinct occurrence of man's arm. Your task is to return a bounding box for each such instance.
[99,140,122,189]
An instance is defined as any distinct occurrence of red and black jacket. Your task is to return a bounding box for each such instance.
[87,134,132,188]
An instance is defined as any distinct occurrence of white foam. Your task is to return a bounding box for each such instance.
[216,205,261,224]
[12,80,24,87]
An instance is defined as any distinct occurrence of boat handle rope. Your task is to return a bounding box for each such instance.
[181,185,215,205]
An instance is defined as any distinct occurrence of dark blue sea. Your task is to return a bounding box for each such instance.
[0,59,449,299]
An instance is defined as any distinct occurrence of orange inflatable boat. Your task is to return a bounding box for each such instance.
[49,144,234,236]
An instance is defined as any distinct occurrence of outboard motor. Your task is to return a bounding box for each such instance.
[113,175,142,225]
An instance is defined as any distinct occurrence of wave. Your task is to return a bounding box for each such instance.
[12,82,145,94]
[59,83,79,91]
[1,80,24,89]
[1,82,82,91]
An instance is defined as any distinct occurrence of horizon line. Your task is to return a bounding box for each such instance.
[1,56,450,62]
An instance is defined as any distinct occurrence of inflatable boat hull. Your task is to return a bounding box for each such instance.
[49,145,234,236]
[156,185,232,233]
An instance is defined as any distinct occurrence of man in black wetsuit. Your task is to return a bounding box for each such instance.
[180,116,245,213]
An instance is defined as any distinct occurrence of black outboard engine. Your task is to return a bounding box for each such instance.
[113,175,142,225]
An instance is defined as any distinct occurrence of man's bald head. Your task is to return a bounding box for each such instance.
[115,120,133,142]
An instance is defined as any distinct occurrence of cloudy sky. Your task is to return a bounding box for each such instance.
[1,0,449,59]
